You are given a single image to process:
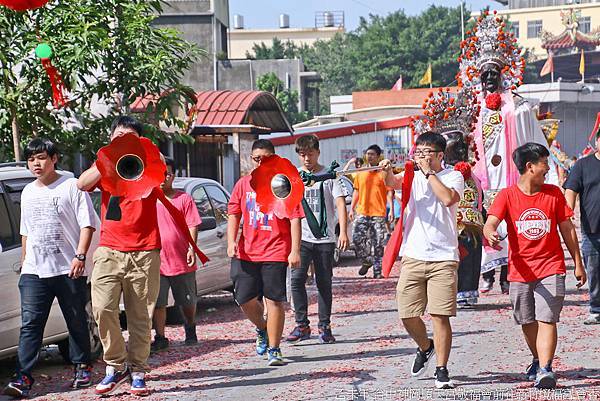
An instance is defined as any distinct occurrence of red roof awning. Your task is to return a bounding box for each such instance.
[192,90,293,134]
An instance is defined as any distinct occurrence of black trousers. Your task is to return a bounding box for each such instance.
[290,241,335,329]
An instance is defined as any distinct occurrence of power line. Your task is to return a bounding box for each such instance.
[349,0,386,15]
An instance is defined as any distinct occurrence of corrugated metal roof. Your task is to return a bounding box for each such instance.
[193,90,293,133]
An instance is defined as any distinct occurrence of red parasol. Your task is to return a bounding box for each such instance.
[250,154,304,219]
[0,0,49,11]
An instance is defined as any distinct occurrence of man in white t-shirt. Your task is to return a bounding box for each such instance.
[287,135,349,344]
[3,138,99,399]
[380,132,464,390]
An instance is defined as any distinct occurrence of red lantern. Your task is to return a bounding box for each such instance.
[0,0,50,11]
[250,154,304,219]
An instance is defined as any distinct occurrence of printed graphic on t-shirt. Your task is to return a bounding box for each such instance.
[245,191,273,231]
[28,195,66,256]
[305,187,321,214]
[516,208,551,241]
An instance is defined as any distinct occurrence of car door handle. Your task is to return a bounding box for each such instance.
[216,231,224,238]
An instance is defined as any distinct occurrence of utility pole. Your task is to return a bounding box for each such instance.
[460,1,465,42]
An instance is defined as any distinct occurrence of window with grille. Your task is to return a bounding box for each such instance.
[527,20,543,38]
[580,17,591,34]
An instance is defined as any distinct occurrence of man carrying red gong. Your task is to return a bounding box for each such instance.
[227,139,304,366]
[78,116,161,396]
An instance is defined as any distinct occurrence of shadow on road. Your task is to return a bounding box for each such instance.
[151,368,377,393]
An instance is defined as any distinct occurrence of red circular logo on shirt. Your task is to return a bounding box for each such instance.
[516,208,551,241]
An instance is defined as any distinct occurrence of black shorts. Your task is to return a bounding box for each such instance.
[156,272,197,308]
[230,258,287,305]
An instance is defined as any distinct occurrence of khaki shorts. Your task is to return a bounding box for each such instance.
[396,257,459,318]
[509,274,565,325]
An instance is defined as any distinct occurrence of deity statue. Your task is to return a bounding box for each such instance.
[456,10,559,279]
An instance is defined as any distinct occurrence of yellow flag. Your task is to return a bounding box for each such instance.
[419,63,432,86]
[579,50,585,78]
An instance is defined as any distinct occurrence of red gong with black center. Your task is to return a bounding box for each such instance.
[250,154,304,219]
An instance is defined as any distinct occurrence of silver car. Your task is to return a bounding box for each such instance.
[172,177,232,297]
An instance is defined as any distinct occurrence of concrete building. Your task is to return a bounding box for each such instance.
[518,82,600,156]
[477,1,600,57]
[153,1,321,114]
[154,0,230,90]
[217,58,320,113]
[228,11,345,59]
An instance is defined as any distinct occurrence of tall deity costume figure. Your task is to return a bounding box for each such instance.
[411,87,484,306]
[457,11,558,274]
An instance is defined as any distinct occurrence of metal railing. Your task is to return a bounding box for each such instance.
[315,11,344,28]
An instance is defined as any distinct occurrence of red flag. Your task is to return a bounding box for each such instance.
[540,53,554,77]
[391,75,403,91]
[382,161,414,278]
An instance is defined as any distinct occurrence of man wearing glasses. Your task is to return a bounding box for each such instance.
[227,139,304,366]
[380,132,464,389]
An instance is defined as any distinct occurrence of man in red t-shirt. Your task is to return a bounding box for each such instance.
[151,157,202,352]
[484,142,586,390]
[77,116,161,396]
[227,139,304,367]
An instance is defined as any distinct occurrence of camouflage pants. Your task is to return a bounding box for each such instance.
[352,214,387,274]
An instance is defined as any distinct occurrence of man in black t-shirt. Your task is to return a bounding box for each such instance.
[564,130,600,325]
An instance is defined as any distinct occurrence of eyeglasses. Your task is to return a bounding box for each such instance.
[414,149,441,156]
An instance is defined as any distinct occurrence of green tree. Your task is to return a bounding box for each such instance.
[245,6,469,115]
[247,37,304,60]
[256,72,309,125]
[0,0,203,164]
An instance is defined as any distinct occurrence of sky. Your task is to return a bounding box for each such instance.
[228,0,506,31]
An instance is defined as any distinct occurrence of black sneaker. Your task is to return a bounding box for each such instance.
[434,366,456,389]
[525,359,540,381]
[150,334,169,353]
[184,323,198,345]
[358,262,372,276]
[3,374,33,398]
[411,339,434,377]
